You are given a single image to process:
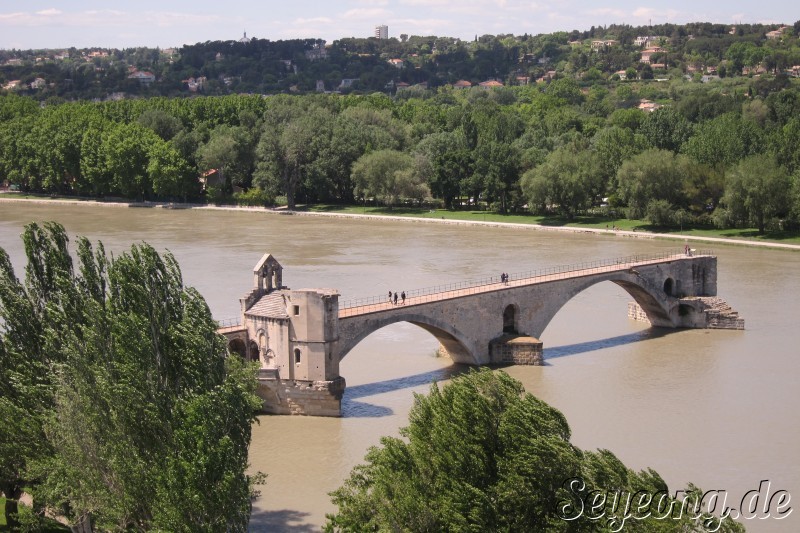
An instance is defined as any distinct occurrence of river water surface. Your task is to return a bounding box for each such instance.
[1,202,798,532]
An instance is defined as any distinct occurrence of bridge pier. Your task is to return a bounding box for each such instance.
[220,252,742,417]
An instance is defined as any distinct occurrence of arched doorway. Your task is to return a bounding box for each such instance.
[663,278,674,296]
[248,341,259,362]
[503,304,518,334]
[228,338,247,358]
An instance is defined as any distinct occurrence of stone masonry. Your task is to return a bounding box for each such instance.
[221,253,742,417]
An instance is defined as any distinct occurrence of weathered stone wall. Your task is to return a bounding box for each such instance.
[628,296,744,330]
[338,256,721,365]
[256,377,346,417]
[628,301,651,323]
[489,335,543,365]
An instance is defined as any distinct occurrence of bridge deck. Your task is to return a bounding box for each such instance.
[338,252,709,319]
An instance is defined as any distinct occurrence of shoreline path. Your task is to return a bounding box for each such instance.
[2,195,798,252]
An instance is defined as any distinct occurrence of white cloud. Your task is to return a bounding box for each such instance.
[341,8,394,20]
[588,8,627,18]
[631,7,683,22]
[294,17,335,25]
[36,8,62,16]
[0,12,25,22]
[399,0,454,6]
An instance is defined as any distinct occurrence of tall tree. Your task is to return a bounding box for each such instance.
[326,369,743,532]
[102,122,159,199]
[414,131,471,209]
[198,124,256,191]
[639,106,692,153]
[0,222,262,530]
[722,154,791,233]
[682,112,764,169]
[255,105,333,208]
[351,149,429,206]
[521,142,600,218]
[615,149,688,219]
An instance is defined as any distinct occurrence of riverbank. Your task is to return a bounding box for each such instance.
[2,194,799,252]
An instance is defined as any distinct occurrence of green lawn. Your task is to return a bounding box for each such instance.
[305,205,800,246]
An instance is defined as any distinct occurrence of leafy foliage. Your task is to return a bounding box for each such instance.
[2,21,800,233]
[326,369,744,532]
[0,222,262,530]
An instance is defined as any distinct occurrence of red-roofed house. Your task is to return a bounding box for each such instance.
[640,47,666,64]
[638,99,662,112]
[128,70,156,84]
[479,79,504,88]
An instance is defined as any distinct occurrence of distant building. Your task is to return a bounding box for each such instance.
[634,36,664,48]
[239,31,251,44]
[305,43,328,61]
[479,79,504,88]
[316,80,325,92]
[375,24,388,39]
[638,99,662,112]
[128,71,156,84]
[388,58,404,68]
[199,169,223,191]
[766,26,788,39]
[184,76,206,92]
[453,80,472,88]
[591,40,618,51]
[536,70,557,83]
[30,78,46,89]
[640,47,666,64]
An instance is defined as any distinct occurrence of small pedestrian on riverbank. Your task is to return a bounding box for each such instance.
[401,291,406,304]
[393,292,398,305]
[388,291,393,303]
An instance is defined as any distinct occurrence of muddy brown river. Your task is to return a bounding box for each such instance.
[1,201,797,532]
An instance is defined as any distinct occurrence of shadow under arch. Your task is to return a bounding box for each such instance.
[338,312,477,365]
[342,364,470,418]
[532,274,674,340]
[543,328,676,361]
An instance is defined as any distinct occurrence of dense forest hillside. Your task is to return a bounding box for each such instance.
[2,21,799,99]
[1,22,800,235]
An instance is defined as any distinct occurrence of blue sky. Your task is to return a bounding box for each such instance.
[0,0,796,50]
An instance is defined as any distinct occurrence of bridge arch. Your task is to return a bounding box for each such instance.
[228,338,247,358]
[529,271,675,339]
[338,312,478,364]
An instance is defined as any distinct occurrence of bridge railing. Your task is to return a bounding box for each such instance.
[339,250,712,311]
[217,317,242,328]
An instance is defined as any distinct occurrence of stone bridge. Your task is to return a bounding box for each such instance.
[221,252,742,416]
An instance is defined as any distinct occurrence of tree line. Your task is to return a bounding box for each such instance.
[1,73,800,233]
[1,21,798,100]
